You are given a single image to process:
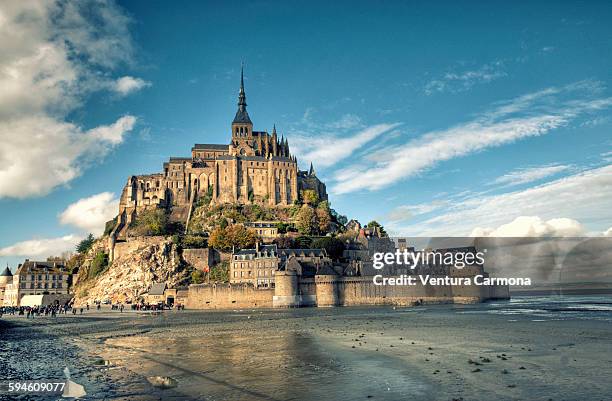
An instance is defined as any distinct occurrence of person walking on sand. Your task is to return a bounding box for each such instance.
[79,307,83,314]
[86,304,89,311]
[120,304,124,313]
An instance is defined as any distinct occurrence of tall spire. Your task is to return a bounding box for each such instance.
[309,162,315,176]
[233,63,252,125]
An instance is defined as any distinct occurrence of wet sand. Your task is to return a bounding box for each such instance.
[1,300,611,400]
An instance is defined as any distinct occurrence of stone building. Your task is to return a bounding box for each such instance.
[3,260,69,306]
[244,221,280,241]
[112,67,327,240]
[230,244,279,288]
[229,244,332,288]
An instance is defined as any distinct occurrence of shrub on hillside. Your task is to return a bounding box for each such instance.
[89,252,109,279]
[129,209,170,236]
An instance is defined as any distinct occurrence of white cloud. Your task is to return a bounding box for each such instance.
[0,235,81,258]
[113,76,151,96]
[0,1,138,198]
[392,165,612,236]
[604,227,612,237]
[59,192,119,235]
[470,216,585,237]
[386,201,448,222]
[0,115,136,198]
[493,164,571,187]
[424,62,506,95]
[289,123,401,168]
[332,82,612,195]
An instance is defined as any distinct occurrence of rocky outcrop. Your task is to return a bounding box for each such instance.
[74,236,189,305]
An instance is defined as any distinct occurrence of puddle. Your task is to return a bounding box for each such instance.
[101,331,432,401]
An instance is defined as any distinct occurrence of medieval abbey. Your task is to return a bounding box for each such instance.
[114,68,326,239]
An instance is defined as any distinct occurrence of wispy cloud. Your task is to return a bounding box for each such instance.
[0,235,81,258]
[493,164,571,187]
[289,123,401,168]
[286,110,400,168]
[388,164,612,236]
[385,201,449,222]
[332,81,612,195]
[424,61,506,95]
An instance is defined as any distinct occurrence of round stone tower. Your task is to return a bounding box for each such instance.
[273,270,300,307]
[0,265,12,287]
[314,273,339,307]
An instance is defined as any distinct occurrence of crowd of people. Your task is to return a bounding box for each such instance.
[0,301,185,318]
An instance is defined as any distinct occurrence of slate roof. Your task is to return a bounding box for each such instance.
[192,144,229,150]
[1,266,12,276]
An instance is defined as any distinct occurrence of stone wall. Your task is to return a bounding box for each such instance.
[182,248,220,272]
[185,283,274,309]
[185,275,509,310]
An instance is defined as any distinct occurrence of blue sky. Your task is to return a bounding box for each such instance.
[1,0,612,269]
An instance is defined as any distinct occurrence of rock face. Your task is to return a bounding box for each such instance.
[74,236,189,305]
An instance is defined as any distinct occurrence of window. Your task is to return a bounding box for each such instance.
[58,283,62,288]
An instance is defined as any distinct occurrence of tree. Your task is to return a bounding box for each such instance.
[209,224,259,251]
[182,235,208,248]
[316,201,331,233]
[295,205,316,235]
[311,237,345,260]
[301,189,319,205]
[331,209,348,226]
[209,261,229,282]
[89,252,108,279]
[366,220,387,236]
[130,209,169,236]
[274,235,296,249]
[191,270,205,284]
[76,234,95,254]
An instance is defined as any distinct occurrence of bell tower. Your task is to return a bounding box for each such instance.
[231,64,253,139]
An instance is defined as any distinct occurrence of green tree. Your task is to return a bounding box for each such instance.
[295,205,316,235]
[182,235,208,248]
[301,189,319,205]
[331,209,348,226]
[209,261,230,282]
[89,252,109,279]
[76,234,95,254]
[130,209,169,236]
[311,237,345,260]
[191,270,205,284]
[366,220,387,236]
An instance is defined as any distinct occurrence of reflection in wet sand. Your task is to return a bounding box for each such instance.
[103,331,431,401]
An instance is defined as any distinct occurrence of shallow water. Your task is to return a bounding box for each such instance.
[102,331,431,401]
[459,295,612,321]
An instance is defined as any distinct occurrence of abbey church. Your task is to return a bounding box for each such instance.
[115,68,327,236]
